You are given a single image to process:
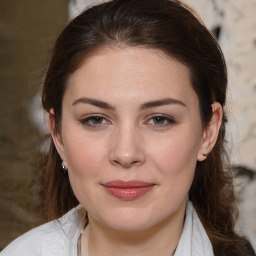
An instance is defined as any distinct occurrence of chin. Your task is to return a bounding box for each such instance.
[105,219,155,232]
[96,207,170,232]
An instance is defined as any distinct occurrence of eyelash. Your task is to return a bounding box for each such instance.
[146,115,176,127]
[80,114,176,129]
[80,115,110,128]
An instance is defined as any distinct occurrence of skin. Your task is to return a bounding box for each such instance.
[49,47,223,256]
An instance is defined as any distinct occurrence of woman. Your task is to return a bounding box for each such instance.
[1,0,255,255]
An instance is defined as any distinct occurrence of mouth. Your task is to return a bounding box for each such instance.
[102,180,155,200]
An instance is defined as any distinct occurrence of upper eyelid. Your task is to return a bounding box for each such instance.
[144,115,176,126]
[79,116,111,129]
[146,113,175,120]
[81,113,109,120]
[79,113,175,123]
[80,114,110,123]
[148,113,172,117]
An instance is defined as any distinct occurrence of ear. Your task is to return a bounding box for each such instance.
[197,102,223,161]
[48,108,66,161]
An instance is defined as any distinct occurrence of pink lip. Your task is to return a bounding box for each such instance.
[102,180,155,200]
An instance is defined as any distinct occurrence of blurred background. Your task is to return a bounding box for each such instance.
[0,0,255,251]
[0,0,68,248]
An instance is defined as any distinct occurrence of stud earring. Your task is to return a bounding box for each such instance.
[203,153,209,158]
[61,163,68,174]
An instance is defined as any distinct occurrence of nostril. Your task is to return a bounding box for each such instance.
[111,159,143,168]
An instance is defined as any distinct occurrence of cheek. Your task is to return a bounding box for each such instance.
[62,130,108,177]
[62,133,108,207]
[147,129,202,195]
[149,133,200,171]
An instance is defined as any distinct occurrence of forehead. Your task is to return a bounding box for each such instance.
[65,47,198,107]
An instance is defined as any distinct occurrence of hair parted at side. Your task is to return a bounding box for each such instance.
[41,0,252,255]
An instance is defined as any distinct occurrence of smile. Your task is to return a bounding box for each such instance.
[102,180,155,200]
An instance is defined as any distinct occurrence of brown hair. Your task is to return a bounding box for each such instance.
[41,0,252,255]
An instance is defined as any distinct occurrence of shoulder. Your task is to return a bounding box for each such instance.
[0,205,86,256]
[0,223,52,256]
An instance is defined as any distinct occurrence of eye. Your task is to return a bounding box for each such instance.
[147,115,175,127]
[80,115,110,128]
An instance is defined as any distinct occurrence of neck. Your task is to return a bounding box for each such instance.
[81,200,186,256]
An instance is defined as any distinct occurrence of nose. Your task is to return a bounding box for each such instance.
[109,125,146,168]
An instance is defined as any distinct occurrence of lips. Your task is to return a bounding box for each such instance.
[102,180,155,200]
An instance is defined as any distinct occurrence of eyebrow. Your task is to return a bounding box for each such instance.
[140,98,187,110]
[72,97,186,110]
[72,97,115,110]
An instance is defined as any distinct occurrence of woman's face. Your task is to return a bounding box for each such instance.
[52,47,209,231]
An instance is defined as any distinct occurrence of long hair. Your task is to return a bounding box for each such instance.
[41,0,252,255]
